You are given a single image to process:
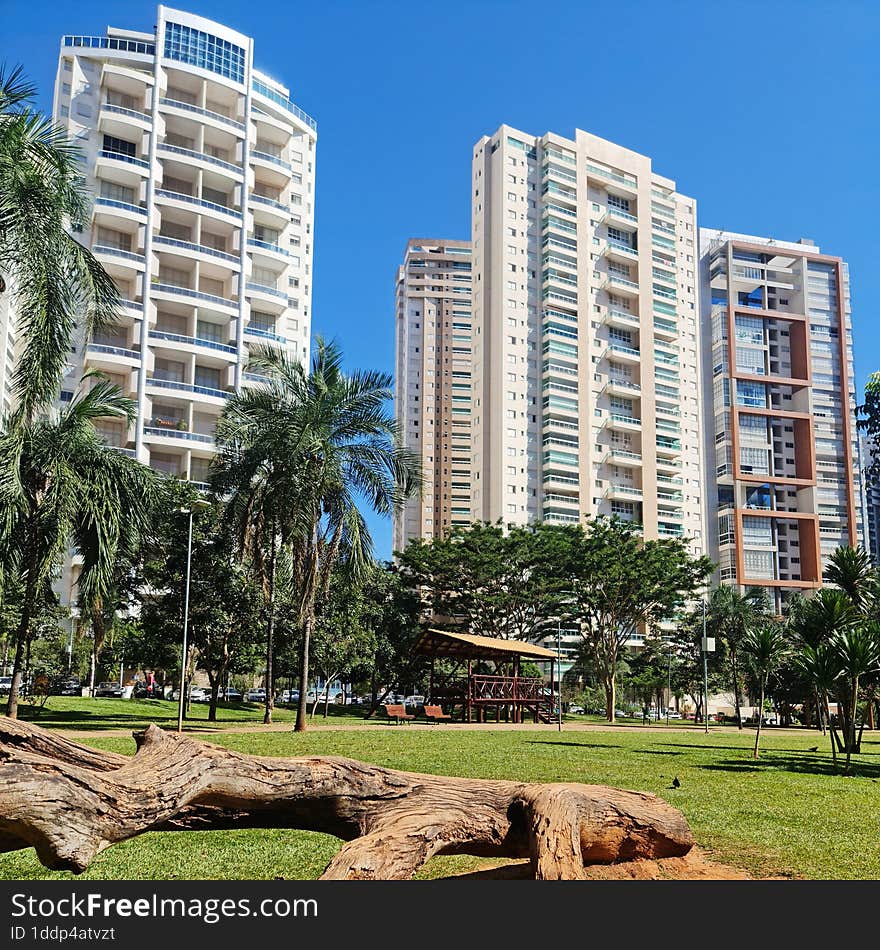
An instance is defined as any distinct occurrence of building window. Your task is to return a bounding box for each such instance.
[164,21,246,84]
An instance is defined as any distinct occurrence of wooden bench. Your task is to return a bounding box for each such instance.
[383,703,415,724]
[424,704,452,724]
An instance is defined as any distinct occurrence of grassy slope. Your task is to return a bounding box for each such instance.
[1,724,878,881]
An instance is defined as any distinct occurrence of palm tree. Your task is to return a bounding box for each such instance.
[212,339,421,730]
[794,643,843,766]
[0,65,119,424]
[823,546,876,614]
[707,586,767,729]
[832,624,880,774]
[0,376,162,717]
[742,623,789,758]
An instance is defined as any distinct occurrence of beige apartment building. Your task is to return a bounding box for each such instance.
[49,6,316,600]
[393,239,473,551]
[698,229,867,612]
[469,126,706,552]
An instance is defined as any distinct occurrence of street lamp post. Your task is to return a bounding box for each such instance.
[666,645,672,727]
[177,499,210,733]
[702,598,709,734]
[557,619,562,732]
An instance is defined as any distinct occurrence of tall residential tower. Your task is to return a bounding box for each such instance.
[53,7,316,490]
[470,126,706,552]
[698,229,866,610]
[393,239,473,550]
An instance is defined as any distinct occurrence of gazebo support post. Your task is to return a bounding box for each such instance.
[466,658,472,723]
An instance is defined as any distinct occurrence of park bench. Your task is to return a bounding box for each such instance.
[424,705,452,724]
[383,703,415,724]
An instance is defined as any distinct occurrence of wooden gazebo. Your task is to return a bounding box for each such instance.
[415,628,558,723]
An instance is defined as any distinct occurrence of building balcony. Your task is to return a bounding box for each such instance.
[655,436,681,456]
[93,197,148,223]
[158,97,246,135]
[543,492,580,507]
[603,307,640,331]
[603,274,640,297]
[653,317,678,340]
[603,342,641,364]
[605,484,643,501]
[605,413,642,432]
[148,329,238,357]
[85,342,140,367]
[153,235,240,267]
[143,425,215,445]
[602,449,642,468]
[98,102,151,137]
[657,489,684,503]
[543,472,580,489]
[655,455,683,472]
[585,163,638,192]
[244,325,287,346]
[542,215,578,236]
[605,205,638,225]
[92,245,146,271]
[602,377,641,397]
[95,149,151,177]
[154,188,241,222]
[604,240,639,263]
[157,143,244,180]
[249,193,291,226]
[543,510,580,524]
[657,523,684,537]
[151,282,239,315]
[247,237,290,261]
[145,376,231,403]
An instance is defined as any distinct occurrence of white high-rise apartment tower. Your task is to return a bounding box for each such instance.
[393,239,473,551]
[470,126,706,552]
[698,229,867,611]
[49,7,316,600]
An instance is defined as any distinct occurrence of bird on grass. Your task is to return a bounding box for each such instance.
[808,746,818,752]
[671,776,681,789]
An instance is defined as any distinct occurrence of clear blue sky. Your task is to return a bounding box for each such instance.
[6,0,880,558]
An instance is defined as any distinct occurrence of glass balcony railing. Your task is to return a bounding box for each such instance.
[155,189,239,219]
[245,281,286,300]
[153,235,239,264]
[149,329,237,355]
[153,283,237,309]
[159,97,245,132]
[606,205,638,224]
[247,238,289,258]
[94,196,147,216]
[92,245,145,264]
[586,163,637,188]
[146,377,230,400]
[100,102,150,122]
[606,342,641,358]
[251,150,294,173]
[98,149,149,169]
[143,425,214,443]
[251,78,317,131]
[158,142,243,176]
[63,34,155,54]
[607,240,638,257]
[87,342,139,359]
[244,325,287,344]
[608,414,641,427]
[250,194,289,213]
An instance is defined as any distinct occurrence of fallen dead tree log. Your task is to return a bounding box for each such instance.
[0,718,694,880]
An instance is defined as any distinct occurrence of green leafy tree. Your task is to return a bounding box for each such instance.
[396,521,575,643]
[137,493,263,721]
[212,339,420,730]
[0,378,162,718]
[562,517,713,722]
[0,66,120,425]
[706,586,768,730]
[833,624,880,773]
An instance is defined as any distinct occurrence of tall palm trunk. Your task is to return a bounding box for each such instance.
[263,526,278,725]
[295,517,320,733]
[845,675,860,774]
[5,542,38,719]
[752,678,765,759]
[730,647,743,730]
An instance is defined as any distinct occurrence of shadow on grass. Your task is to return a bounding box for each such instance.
[699,753,880,780]
[525,740,623,750]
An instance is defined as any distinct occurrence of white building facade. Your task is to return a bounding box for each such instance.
[470,126,706,553]
[50,6,315,600]
[393,239,473,551]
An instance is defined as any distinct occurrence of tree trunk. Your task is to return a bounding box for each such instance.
[730,649,742,730]
[208,677,220,722]
[845,676,859,774]
[0,718,694,880]
[752,680,765,759]
[295,609,314,733]
[604,673,616,723]
[263,527,278,726]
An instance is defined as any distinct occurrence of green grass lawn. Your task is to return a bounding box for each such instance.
[1,724,878,881]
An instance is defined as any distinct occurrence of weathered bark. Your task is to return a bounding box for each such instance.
[0,718,694,880]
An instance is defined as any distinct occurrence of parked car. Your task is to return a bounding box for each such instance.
[94,681,124,698]
[190,687,210,703]
[219,687,243,702]
[403,694,425,710]
[277,689,300,704]
[245,688,267,703]
[568,704,584,714]
[49,677,81,696]
[665,711,682,720]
